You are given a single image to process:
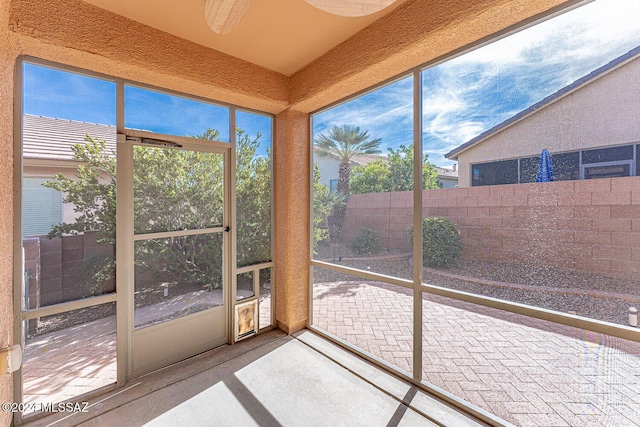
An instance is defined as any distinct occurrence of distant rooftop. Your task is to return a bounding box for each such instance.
[312,146,385,166]
[434,165,458,178]
[23,115,117,161]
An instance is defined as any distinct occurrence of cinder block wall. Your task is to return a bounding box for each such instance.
[343,176,640,279]
[341,191,414,251]
[25,232,115,307]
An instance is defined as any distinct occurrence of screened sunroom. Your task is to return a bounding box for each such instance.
[1,0,639,426]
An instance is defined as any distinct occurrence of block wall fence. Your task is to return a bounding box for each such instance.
[22,232,116,308]
[342,176,640,279]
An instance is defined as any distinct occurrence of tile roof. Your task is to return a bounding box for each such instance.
[434,166,458,178]
[23,115,117,161]
[311,146,385,166]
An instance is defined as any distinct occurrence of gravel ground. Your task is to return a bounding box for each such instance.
[31,279,271,338]
[30,303,116,338]
[32,246,640,336]
[423,267,638,326]
[313,246,640,327]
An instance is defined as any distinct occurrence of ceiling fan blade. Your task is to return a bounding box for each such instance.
[304,0,397,17]
[204,0,253,34]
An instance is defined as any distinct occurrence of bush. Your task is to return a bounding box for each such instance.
[351,227,381,256]
[408,217,462,268]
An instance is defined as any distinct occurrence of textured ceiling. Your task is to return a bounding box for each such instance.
[81,0,409,76]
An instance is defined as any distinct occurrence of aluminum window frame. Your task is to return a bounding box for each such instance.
[580,159,635,179]
[308,1,640,425]
[14,57,275,423]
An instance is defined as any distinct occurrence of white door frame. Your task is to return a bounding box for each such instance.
[116,130,235,379]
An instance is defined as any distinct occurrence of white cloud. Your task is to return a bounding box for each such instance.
[313,0,640,167]
[313,77,414,151]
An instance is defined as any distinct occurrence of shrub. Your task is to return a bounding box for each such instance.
[351,226,381,256]
[408,217,462,268]
[76,254,115,297]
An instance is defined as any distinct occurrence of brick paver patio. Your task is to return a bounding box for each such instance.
[313,280,640,427]
[21,290,272,415]
[19,281,640,426]
[22,315,117,410]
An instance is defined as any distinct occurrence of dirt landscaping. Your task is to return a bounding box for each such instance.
[314,243,640,326]
[30,242,640,338]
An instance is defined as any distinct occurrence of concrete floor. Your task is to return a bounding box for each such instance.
[20,330,487,427]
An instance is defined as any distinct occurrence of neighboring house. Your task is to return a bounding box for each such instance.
[22,114,117,236]
[313,147,382,190]
[314,146,458,190]
[446,46,640,187]
[434,164,458,188]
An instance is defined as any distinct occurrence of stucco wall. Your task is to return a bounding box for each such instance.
[343,177,640,279]
[314,155,341,188]
[8,0,289,115]
[0,0,14,421]
[455,55,640,186]
[274,109,310,333]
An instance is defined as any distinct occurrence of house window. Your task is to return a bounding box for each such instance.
[582,162,633,179]
[552,152,581,181]
[580,145,634,179]
[329,179,338,193]
[471,159,518,186]
[470,145,634,186]
[582,145,633,164]
[22,177,62,237]
[518,156,539,183]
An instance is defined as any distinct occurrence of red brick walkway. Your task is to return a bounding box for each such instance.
[313,280,640,427]
[22,315,117,411]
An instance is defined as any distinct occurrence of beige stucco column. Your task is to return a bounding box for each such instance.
[273,109,310,334]
[0,1,15,423]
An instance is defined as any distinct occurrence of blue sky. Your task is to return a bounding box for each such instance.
[23,64,117,125]
[22,65,273,155]
[23,0,640,166]
[313,0,640,167]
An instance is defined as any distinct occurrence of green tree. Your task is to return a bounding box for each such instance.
[192,126,271,267]
[43,135,116,244]
[312,165,330,250]
[44,135,117,297]
[350,160,390,194]
[45,127,270,296]
[132,143,226,289]
[312,164,347,253]
[408,217,463,268]
[350,144,440,194]
[314,125,382,238]
[236,129,272,267]
[388,144,440,191]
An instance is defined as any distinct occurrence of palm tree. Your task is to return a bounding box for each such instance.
[314,125,382,240]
